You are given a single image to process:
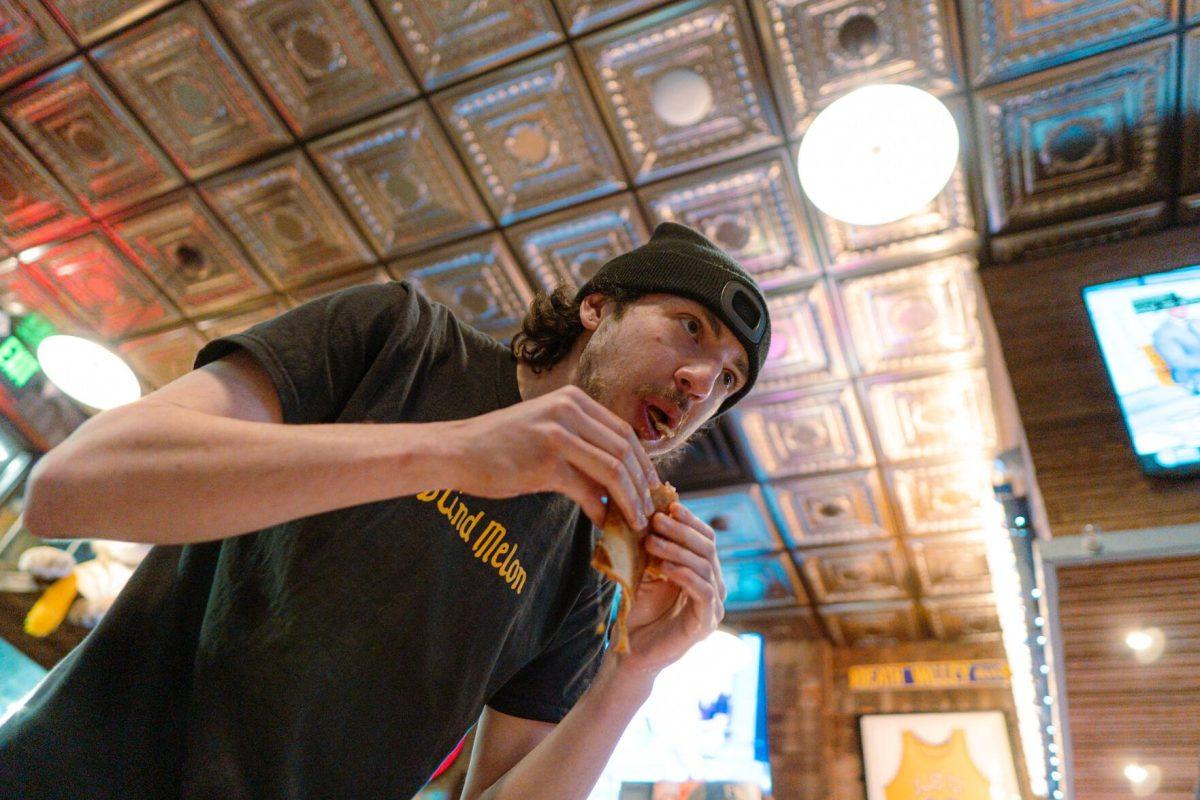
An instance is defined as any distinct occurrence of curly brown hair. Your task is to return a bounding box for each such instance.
[510,280,644,373]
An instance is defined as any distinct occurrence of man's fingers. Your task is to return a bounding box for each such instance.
[660,562,723,623]
[669,503,716,542]
[552,465,606,528]
[653,511,726,601]
[557,432,647,529]
[565,412,655,516]
[567,390,659,490]
[646,534,712,581]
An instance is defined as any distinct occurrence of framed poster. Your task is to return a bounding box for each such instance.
[860,711,1021,800]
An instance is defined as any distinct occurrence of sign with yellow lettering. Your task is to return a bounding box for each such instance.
[848,660,1010,691]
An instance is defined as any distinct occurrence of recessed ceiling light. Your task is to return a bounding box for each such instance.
[1124,763,1162,797]
[1125,627,1165,663]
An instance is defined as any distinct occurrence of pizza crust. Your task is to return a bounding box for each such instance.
[591,482,679,653]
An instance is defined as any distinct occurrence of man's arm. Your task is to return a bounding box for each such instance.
[461,654,655,800]
[22,350,465,544]
[24,352,657,544]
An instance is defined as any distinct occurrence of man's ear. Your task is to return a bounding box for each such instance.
[579,292,609,332]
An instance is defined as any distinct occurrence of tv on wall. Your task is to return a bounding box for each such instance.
[1082,264,1200,477]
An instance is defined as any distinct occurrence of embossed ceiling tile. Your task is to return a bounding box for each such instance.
[0,255,80,332]
[835,255,983,375]
[553,0,663,35]
[45,0,174,45]
[886,459,995,536]
[680,484,783,557]
[387,233,533,340]
[719,551,808,610]
[907,530,993,597]
[865,368,997,462]
[1192,0,1200,22]
[639,149,820,290]
[309,102,491,259]
[1177,26,1200,193]
[92,3,291,181]
[797,539,908,604]
[109,191,273,317]
[0,120,88,250]
[286,266,390,305]
[755,281,844,394]
[204,0,417,136]
[750,0,960,137]
[200,150,373,288]
[577,0,783,183]
[433,48,625,226]
[975,36,1175,235]
[820,599,922,647]
[733,383,875,478]
[768,469,895,548]
[196,297,290,340]
[117,324,206,388]
[1,58,182,217]
[0,0,73,89]
[374,0,564,90]
[21,231,179,338]
[921,593,1002,642]
[507,193,648,293]
[959,0,1176,86]
[989,200,1168,262]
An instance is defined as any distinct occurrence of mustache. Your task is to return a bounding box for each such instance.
[638,384,691,421]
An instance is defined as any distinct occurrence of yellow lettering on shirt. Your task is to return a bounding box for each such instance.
[417,490,528,594]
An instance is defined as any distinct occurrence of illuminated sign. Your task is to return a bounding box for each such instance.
[14,312,56,352]
[848,659,1011,691]
[0,336,40,388]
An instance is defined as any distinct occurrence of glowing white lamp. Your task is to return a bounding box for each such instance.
[1125,763,1163,797]
[36,335,141,410]
[797,84,959,226]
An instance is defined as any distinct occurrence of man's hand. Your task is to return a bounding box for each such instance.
[617,503,727,676]
[442,386,658,530]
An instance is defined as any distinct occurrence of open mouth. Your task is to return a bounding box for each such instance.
[643,402,676,440]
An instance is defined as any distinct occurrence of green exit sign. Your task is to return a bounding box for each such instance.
[14,312,56,351]
[0,336,41,388]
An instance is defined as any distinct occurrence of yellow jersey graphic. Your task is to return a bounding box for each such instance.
[883,729,991,800]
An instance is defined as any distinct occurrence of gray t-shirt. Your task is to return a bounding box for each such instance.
[0,281,615,799]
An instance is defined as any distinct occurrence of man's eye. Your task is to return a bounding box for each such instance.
[723,371,736,389]
[682,318,701,336]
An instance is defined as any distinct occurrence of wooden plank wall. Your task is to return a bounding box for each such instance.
[1055,555,1200,800]
[980,227,1200,535]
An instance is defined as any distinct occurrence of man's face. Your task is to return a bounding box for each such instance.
[573,293,751,458]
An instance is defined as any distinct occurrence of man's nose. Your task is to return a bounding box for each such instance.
[676,362,720,401]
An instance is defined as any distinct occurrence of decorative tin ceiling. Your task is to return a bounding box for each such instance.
[1,0,1197,645]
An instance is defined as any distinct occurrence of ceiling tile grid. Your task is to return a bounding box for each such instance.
[4,0,1199,642]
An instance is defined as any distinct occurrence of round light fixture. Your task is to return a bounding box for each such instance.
[1124,763,1162,797]
[36,335,141,411]
[797,83,959,226]
[1125,627,1166,664]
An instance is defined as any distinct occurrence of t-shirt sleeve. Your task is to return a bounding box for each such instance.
[487,580,618,724]
[192,282,414,425]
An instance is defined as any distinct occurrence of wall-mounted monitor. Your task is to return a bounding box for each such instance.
[1082,265,1200,477]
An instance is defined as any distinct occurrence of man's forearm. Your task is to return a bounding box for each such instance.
[475,653,657,800]
[24,403,464,544]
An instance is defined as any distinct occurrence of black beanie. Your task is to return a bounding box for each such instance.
[575,221,770,415]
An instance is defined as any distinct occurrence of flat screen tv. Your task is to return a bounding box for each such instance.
[1082,264,1200,477]
[587,631,772,800]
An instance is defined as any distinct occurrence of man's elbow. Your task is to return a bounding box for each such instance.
[22,453,77,539]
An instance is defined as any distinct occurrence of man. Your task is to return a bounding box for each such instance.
[0,222,770,799]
